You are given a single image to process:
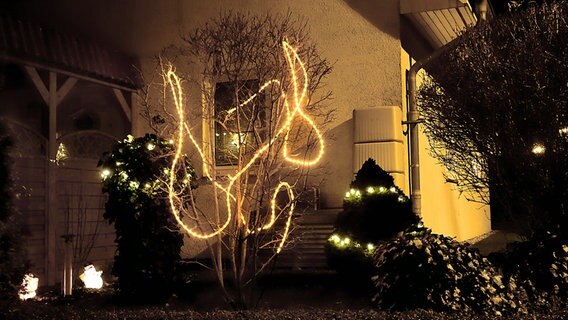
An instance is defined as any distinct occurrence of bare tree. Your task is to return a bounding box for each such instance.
[418,3,568,237]
[141,12,334,308]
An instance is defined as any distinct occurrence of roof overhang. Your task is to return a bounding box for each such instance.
[0,14,140,91]
[400,0,477,49]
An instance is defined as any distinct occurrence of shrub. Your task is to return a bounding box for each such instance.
[99,134,195,303]
[489,232,568,310]
[0,125,27,300]
[326,158,418,285]
[373,227,527,316]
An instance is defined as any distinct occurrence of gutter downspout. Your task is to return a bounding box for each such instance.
[407,0,487,217]
[407,47,452,217]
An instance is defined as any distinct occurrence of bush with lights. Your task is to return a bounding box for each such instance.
[99,134,195,303]
[326,158,418,286]
[372,226,527,315]
[0,125,28,300]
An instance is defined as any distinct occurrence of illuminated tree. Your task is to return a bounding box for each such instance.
[326,158,417,286]
[99,134,195,303]
[141,12,333,309]
[418,3,568,237]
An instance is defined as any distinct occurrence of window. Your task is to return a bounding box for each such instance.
[213,79,264,166]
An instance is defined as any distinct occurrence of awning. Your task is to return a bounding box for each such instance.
[0,14,139,90]
[400,0,477,49]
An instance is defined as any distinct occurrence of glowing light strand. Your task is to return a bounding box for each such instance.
[166,41,324,253]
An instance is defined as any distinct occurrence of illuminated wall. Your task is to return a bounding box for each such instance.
[123,0,404,210]
[401,48,491,241]
[12,0,492,247]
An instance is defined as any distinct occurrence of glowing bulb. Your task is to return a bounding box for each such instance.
[126,135,134,143]
[559,127,568,136]
[100,169,111,179]
[18,274,39,300]
[147,143,156,151]
[350,188,356,194]
[367,187,375,194]
[367,243,375,251]
[329,234,341,243]
[389,187,396,193]
[379,187,386,193]
[79,265,103,289]
[343,237,350,244]
[345,191,350,198]
[129,181,140,189]
[531,143,545,155]
[119,171,128,180]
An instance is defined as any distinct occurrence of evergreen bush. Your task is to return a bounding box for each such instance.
[99,134,195,303]
[373,227,527,316]
[326,158,418,285]
[0,124,27,300]
[489,232,568,310]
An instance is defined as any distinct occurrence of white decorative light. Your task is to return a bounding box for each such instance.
[129,180,140,189]
[146,143,156,151]
[56,143,69,162]
[79,264,103,289]
[100,169,111,179]
[531,143,546,155]
[18,273,39,300]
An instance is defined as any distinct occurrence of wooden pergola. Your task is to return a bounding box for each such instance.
[0,13,140,285]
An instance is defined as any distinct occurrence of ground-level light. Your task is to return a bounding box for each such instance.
[79,264,103,289]
[19,273,39,300]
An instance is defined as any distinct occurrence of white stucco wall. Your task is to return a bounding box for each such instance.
[12,0,492,246]
[127,0,404,209]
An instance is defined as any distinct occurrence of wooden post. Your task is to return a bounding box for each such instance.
[47,71,57,286]
[24,67,76,287]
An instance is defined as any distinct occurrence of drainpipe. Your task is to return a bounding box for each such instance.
[407,46,454,216]
[407,0,487,217]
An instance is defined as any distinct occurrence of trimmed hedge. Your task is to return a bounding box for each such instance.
[326,159,417,286]
[373,227,527,316]
[0,124,27,300]
[489,232,568,310]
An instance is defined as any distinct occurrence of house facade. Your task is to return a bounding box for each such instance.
[1,0,491,286]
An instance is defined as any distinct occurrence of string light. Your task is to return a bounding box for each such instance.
[165,40,324,254]
[328,233,377,256]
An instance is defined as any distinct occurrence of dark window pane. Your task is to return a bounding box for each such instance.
[214,79,261,166]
